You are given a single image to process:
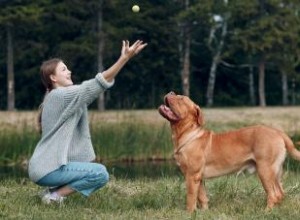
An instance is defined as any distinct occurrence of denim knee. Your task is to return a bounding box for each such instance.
[94,164,109,188]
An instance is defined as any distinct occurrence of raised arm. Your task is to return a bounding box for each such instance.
[102,40,147,82]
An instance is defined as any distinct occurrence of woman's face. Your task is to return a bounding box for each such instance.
[51,61,73,88]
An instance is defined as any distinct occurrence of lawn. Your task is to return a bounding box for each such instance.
[1,107,300,219]
[1,172,300,219]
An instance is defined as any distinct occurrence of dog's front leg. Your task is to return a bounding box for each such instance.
[198,180,209,209]
[185,174,201,212]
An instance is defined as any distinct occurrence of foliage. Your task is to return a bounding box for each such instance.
[0,0,300,108]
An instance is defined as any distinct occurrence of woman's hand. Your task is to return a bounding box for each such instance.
[101,40,147,82]
[121,40,147,61]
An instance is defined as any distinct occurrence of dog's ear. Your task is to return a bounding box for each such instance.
[195,105,204,126]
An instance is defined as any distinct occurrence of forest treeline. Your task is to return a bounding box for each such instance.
[0,0,300,110]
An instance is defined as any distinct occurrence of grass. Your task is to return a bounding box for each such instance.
[91,120,171,162]
[2,172,300,219]
[0,110,174,165]
[2,107,300,218]
[2,107,300,165]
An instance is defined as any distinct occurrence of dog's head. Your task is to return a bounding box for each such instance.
[158,91,204,126]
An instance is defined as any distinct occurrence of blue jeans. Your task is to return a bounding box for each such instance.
[36,162,109,196]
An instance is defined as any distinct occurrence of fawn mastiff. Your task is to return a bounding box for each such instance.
[158,91,300,212]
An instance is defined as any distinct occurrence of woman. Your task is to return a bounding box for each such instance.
[28,40,147,204]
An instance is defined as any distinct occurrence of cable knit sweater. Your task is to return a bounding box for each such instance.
[28,73,114,182]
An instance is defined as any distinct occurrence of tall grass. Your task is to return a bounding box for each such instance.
[91,121,172,162]
[1,108,300,170]
[0,113,174,165]
[0,123,173,165]
[0,124,39,165]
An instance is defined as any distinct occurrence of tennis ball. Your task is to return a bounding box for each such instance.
[132,5,140,13]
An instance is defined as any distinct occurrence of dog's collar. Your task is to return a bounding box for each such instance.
[174,127,204,154]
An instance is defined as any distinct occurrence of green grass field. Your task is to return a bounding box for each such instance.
[1,107,300,219]
[2,173,300,219]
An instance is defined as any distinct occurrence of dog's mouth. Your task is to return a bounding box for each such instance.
[158,92,180,122]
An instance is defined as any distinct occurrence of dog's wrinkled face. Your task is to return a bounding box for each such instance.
[158,91,204,125]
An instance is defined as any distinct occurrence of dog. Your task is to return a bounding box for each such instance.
[158,91,300,212]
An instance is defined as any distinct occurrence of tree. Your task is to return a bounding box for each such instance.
[0,1,43,110]
[97,0,105,111]
[6,25,14,110]
[102,0,180,108]
[206,12,229,107]
[0,0,299,109]
[272,1,300,105]
[230,0,300,106]
[178,0,191,97]
[176,0,213,101]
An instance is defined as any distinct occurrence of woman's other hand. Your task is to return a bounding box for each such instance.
[121,40,147,61]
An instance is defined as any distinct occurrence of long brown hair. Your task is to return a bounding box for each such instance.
[38,58,63,133]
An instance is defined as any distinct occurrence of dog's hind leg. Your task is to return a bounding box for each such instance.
[270,149,286,205]
[197,180,209,210]
[256,162,281,209]
[274,165,285,204]
[274,180,284,204]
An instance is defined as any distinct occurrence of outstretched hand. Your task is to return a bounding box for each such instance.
[101,40,147,82]
[121,40,147,60]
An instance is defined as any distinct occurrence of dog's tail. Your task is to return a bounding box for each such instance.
[281,132,300,161]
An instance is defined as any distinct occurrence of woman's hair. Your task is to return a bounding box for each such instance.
[40,58,62,91]
[38,58,63,133]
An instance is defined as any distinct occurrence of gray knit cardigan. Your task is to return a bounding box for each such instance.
[28,73,114,182]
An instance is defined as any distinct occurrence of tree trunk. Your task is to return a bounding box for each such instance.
[7,26,15,111]
[281,72,288,106]
[97,1,105,111]
[258,56,266,107]
[291,78,295,105]
[206,17,227,107]
[181,31,191,97]
[179,0,190,97]
[206,55,218,107]
[249,65,256,105]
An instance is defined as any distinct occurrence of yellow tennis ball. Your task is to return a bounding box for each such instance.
[132,5,140,13]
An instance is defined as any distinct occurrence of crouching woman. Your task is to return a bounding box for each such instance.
[28,40,147,204]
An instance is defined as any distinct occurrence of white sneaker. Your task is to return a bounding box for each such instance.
[41,192,65,204]
[38,188,51,198]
